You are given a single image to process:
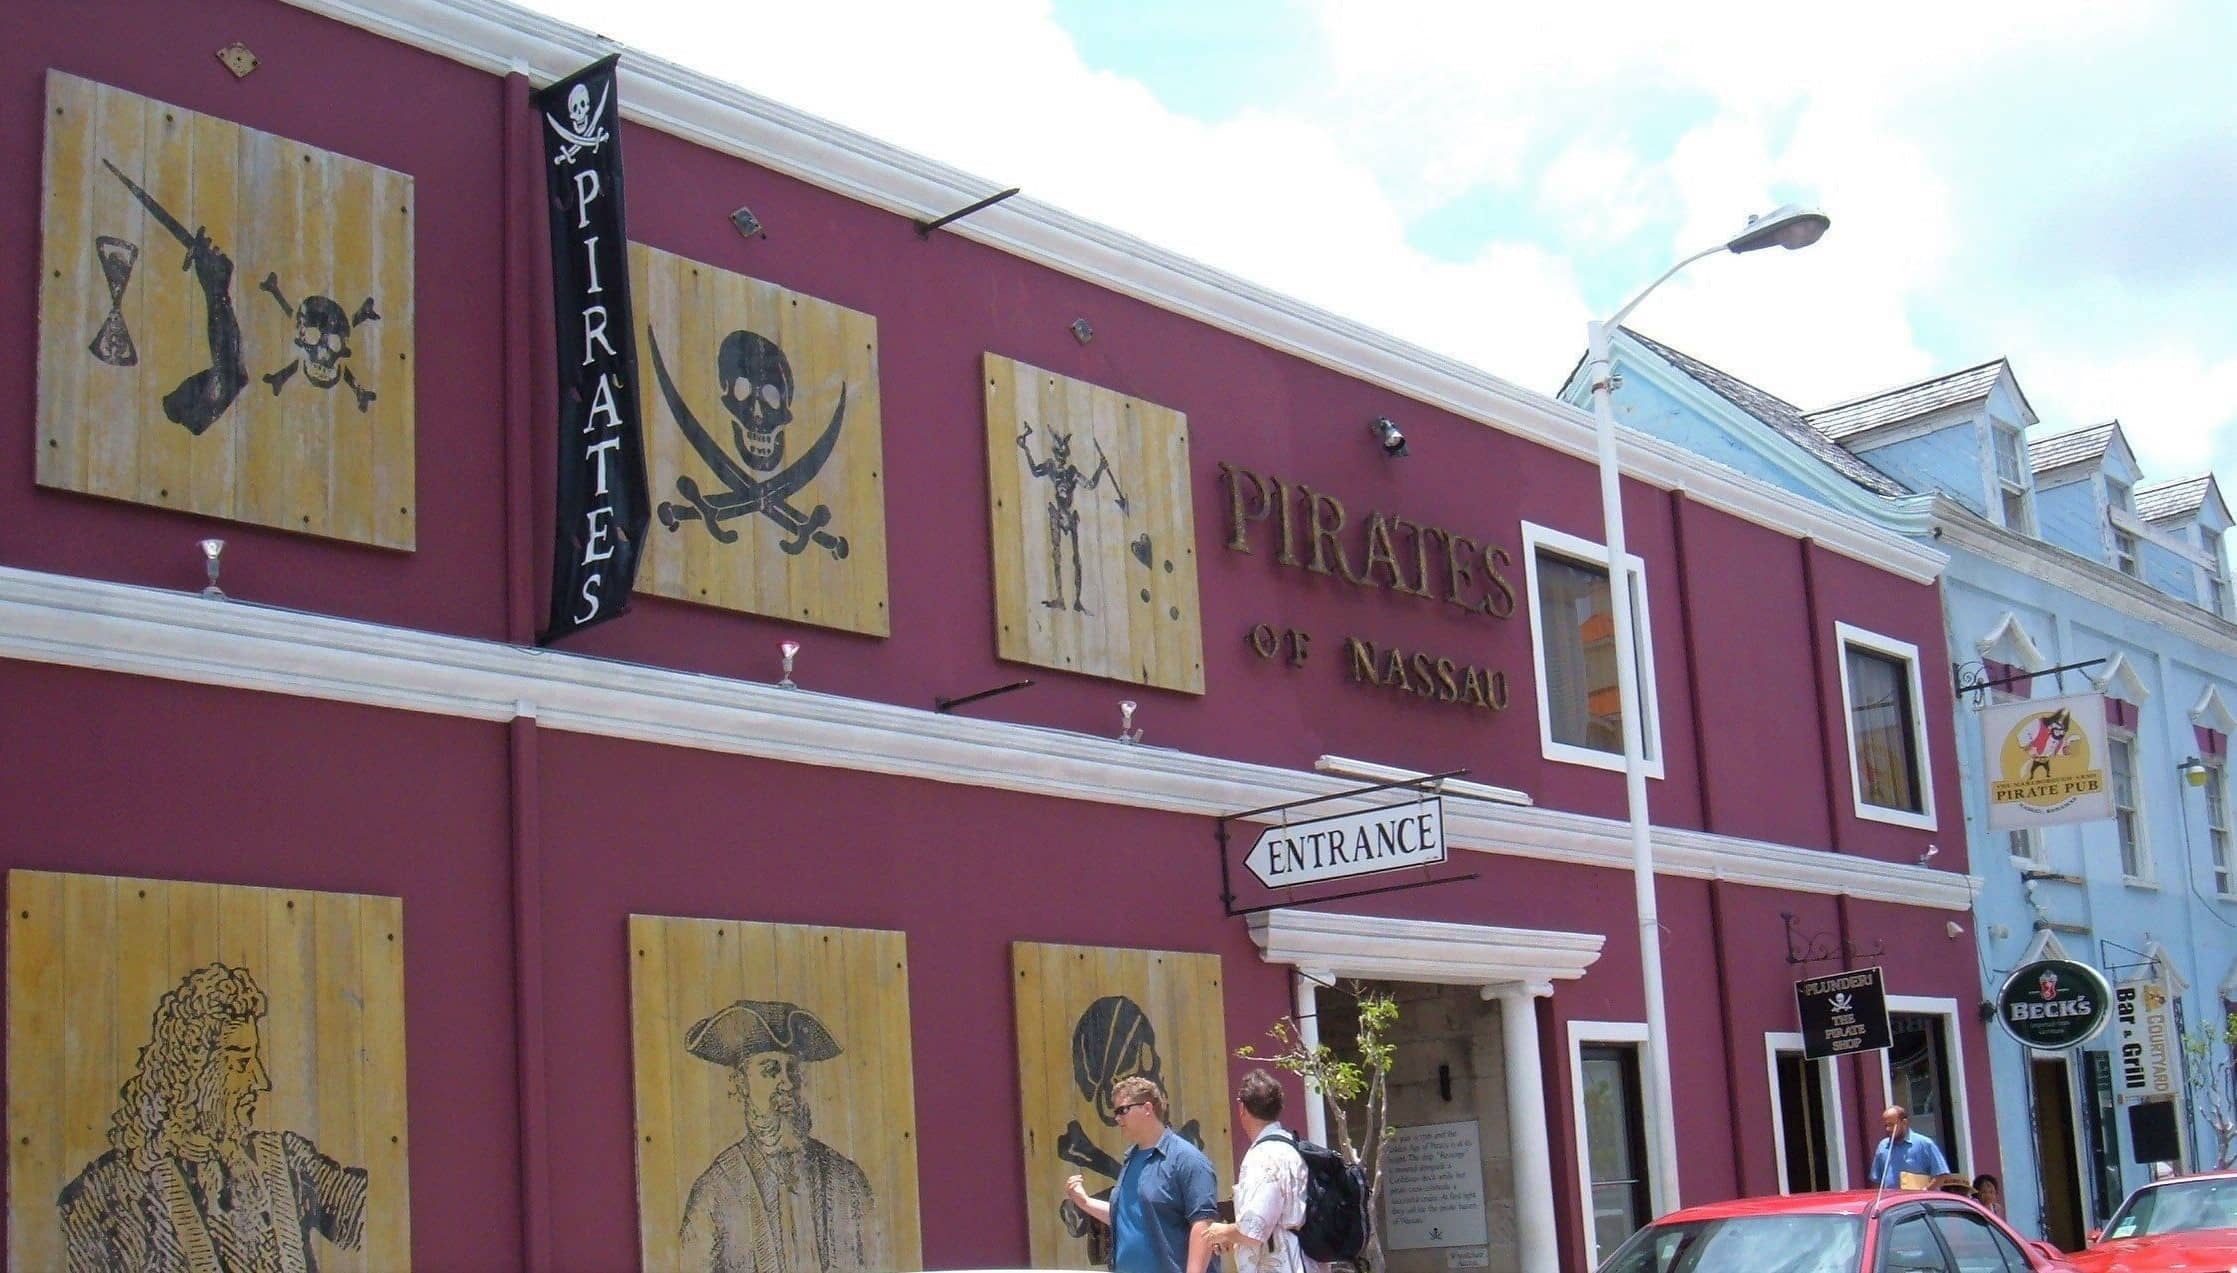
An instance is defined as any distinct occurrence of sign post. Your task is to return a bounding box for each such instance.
[1794,967,1892,1062]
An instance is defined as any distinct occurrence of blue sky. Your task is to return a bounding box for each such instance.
[518,0,2236,493]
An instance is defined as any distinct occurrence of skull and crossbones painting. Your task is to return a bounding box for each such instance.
[1018,423,1130,614]
[544,81,611,166]
[650,327,851,560]
[1056,996,1202,1264]
[258,273,380,411]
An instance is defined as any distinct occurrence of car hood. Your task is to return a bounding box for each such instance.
[2071,1227,2237,1271]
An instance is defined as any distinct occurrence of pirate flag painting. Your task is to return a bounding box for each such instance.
[629,244,891,636]
[36,71,416,549]
[984,356,1205,694]
[1011,942,1231,1270]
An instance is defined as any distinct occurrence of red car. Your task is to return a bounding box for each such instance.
[1594,1189,2078,1272]
[2070,1170,2237,1271]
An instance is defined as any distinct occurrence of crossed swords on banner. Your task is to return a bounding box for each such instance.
[648,330,850,560]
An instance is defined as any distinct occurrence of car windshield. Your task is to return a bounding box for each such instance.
[2105,1178,2237,1239]
[1598,1214,1862,1272]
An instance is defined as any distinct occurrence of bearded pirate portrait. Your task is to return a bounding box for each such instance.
[55,964,369,1273]
[677,1001,881,1273]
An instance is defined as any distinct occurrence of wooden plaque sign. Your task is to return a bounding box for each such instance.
[630,245,890,636]
[628,914,921,1272]
[1012,941,1231,1269]
[37,72,416,547]
[985,356,1205,693]
[6,870,411,1272]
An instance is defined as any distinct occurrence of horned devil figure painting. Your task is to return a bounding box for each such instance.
[1056,995,1202,1264]
[55,964,368,1273]
[678,1000,880,1273]
[1018,423,1129,613]
[651,328,851,560]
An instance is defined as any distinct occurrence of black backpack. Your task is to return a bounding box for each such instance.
[1267,1132,1370,1263]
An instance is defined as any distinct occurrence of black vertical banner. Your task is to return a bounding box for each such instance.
[534,55,648,643]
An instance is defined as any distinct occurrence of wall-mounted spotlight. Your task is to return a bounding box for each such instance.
[2180,755,2212,788]
[1370,416,1408,458]
[729,206,764,239]
[198,538,226,599]
[777,639,801,689]
[1944,920,1965,941]
[1069,318,1095,345]
[1117,700,1142,744]
[1916,843,1939,867]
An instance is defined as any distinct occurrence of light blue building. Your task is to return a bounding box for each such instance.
[1562,331,2237,1246]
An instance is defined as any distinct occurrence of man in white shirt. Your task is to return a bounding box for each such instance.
[1203,1069,1325,1273]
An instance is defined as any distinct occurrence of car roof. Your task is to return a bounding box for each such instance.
[1653,1190,1972,1223]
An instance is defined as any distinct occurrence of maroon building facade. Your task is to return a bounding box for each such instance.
[1,1,1985,1269]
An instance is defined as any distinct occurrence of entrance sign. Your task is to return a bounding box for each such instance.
[1794,966,1892,1060]
[1383,1120,1489,1250]
[1997,959,2113,1050]
[1244,799,1445,889]
[1982,693,2113,830]
[2114,977,2179,1097]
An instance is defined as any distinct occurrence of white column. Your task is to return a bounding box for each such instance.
[1492,982,1558,1273]
[1298,969,1330,1144]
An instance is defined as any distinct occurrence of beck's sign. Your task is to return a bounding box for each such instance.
[1794,966,1892,1061]
[1244,799,1445,890]
[1997,958,2113,1050]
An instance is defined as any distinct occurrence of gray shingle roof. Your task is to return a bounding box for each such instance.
[1623,330,1909,497]
[2028,423,2118,474]
[2137,476,2213,522]
[1803,361,2007,440]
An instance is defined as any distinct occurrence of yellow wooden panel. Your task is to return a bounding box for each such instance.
[630,913,920,1272]
[629,244,891,636]
[7,870,411,1271]
[36,72,415,548]
[984,356,1205,693]
[1012,941,1231,1269]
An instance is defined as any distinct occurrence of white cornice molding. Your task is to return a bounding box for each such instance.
[1974,611,2048,667]
[0,566,1971,910]
[285,0,1942,586]
[2192,685,2237,734]
[1246,909,1603,989]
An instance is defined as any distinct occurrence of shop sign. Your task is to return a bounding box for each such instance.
[2114,977,2179,1098]
[1982,693,2113,830]
[1243,798,1445,889]
[1794,966,1892,1061]
[1997,959,2113,1050]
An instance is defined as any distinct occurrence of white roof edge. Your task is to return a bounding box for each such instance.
[289,0,1944,586]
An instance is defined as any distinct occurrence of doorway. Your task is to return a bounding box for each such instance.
[2031,1055,2086,1250]
[1889,1011,1963,1173]
[1769,1037,1844,1192]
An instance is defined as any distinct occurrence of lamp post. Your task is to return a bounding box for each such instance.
[1582,203,1830,1216]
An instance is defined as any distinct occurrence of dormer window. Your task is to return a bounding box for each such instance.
[2114,529,2140,577]
[2207,529,2229,618]
[2107,476,2132,513]
[1993,427,2032,533]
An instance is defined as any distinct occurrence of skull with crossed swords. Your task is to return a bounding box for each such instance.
[650,327,850,560]
[257,272,380,411]
[544,82,611,166]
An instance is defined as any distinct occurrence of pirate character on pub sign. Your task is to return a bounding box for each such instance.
[650,327,851,560]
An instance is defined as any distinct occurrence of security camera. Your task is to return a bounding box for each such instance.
[1370,416,1409,458]
[1945,920,1965,941]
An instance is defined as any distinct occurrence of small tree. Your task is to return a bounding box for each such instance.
[2183,1015,2237,1170]
[1236,982,1399,1272]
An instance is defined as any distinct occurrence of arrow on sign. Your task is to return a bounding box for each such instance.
[1244,799,1446,890]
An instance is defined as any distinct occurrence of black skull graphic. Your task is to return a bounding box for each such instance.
[718,330,794,472]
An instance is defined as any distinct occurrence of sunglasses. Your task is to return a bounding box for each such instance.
[1113,1100,1150,1116]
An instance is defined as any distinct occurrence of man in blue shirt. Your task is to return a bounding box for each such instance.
[1868,1105,1952,1188]
[1064,1076,1219,1273]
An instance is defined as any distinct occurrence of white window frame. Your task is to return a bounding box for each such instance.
[1569,1020,1667,1267]
[1834,621,1938,830]
[1763,1031,1850,1193]
[2109,729,2154,886]
[2114,528,2141,578]
[2206,759,2234,900]
[1876,995,1975,1176]
[1522,522,1665,779]
[1991,425,2033,534]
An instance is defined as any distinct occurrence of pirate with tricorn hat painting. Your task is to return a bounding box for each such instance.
[677,1000,880,1273]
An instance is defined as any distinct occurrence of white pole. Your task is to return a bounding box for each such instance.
[1298,968,1330,1145]
[1586,318,1681,1213]
[1493,983,1559,1269]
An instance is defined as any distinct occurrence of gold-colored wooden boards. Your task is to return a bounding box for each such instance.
[631,245,890,635]
[7,870,411,1271]
[1012,941,1231,1269]
[628,913,921,1272]
[985,356,1205,693]
[37,72,416,548]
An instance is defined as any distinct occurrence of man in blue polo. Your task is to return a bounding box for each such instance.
[1868,1105,1951,1189]
[1064,1076,1219,1273]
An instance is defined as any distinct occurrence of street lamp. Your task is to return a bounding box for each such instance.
[1582,202,1830,1216]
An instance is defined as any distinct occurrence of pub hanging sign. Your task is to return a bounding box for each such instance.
[1996,958,2113,1050]
[535,55,651,643]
